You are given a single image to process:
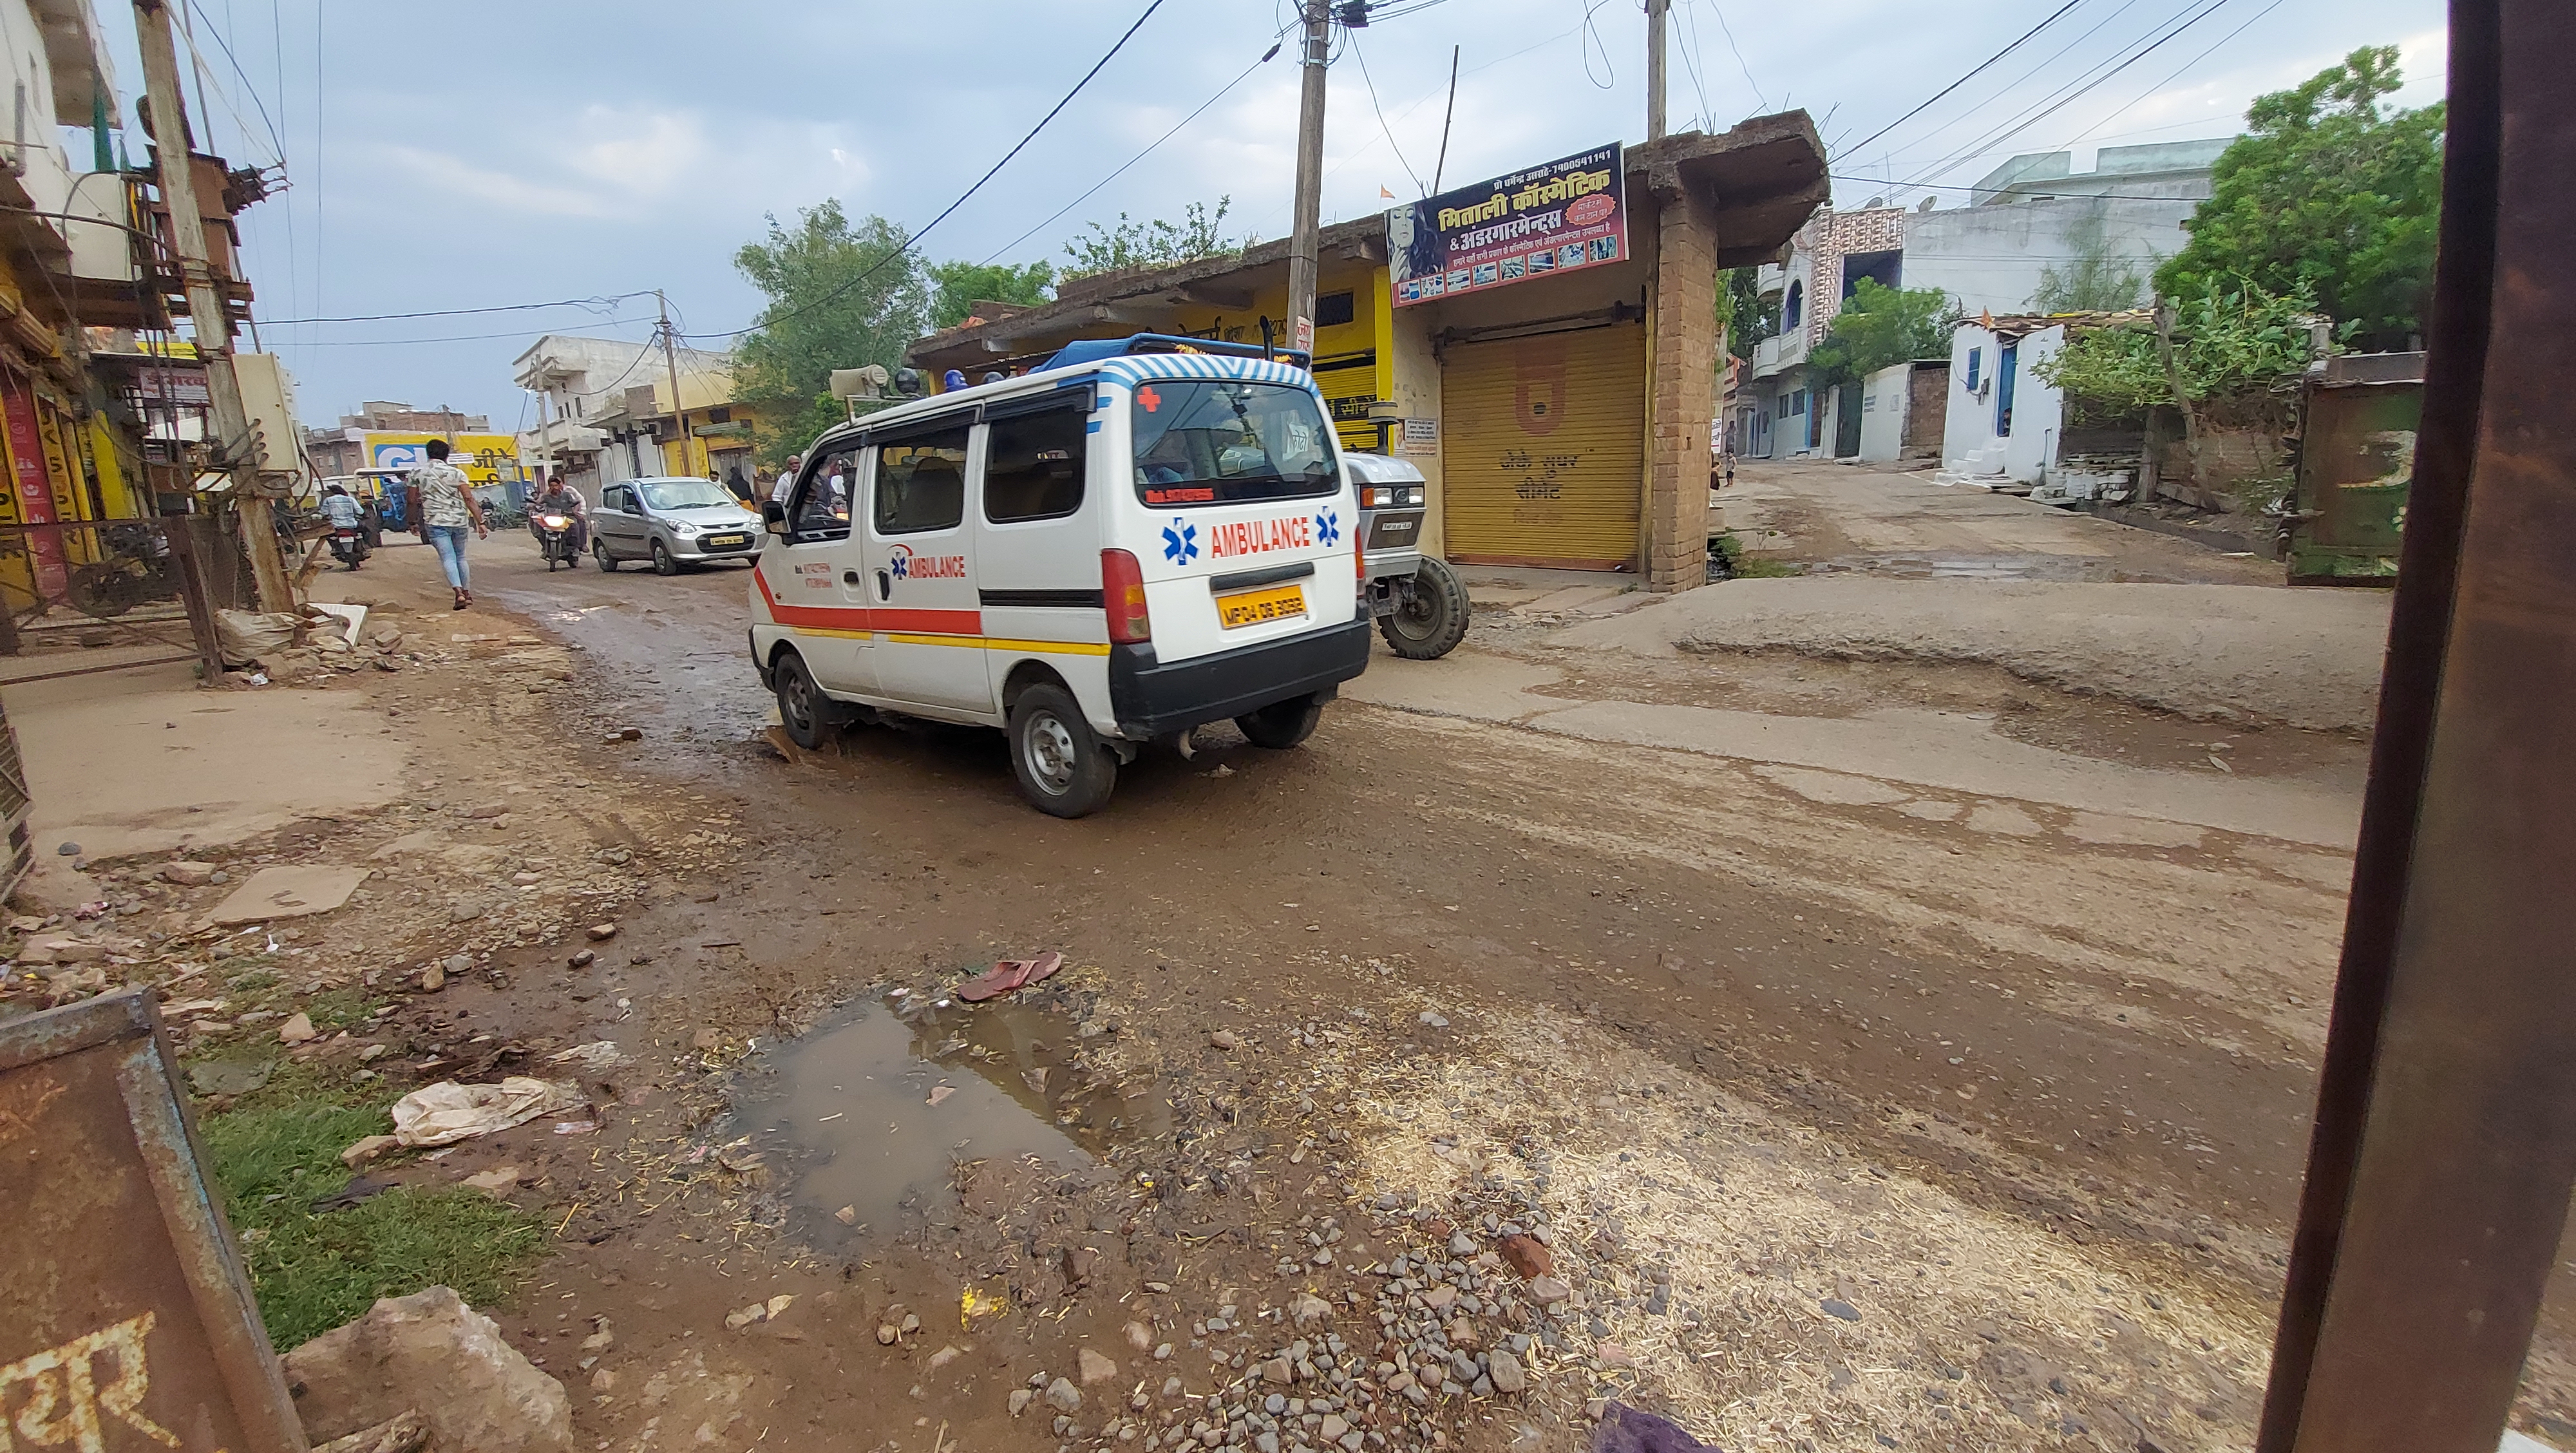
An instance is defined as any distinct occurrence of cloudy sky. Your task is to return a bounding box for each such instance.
[99,0,2445,430]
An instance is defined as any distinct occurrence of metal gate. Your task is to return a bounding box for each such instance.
[1440,323,1645,569]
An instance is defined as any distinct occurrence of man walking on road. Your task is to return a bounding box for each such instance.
[410,440,488,610]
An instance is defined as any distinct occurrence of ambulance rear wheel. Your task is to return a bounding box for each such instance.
[1235,693,1324,749]
[1378,556,1470,660]
[1009,683,1117,818]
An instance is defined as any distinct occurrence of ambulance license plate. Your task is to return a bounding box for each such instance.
[1215,582,1307,629]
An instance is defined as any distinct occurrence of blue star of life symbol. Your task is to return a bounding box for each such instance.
[1314,508,1341,547]
[1162,518,1198,564]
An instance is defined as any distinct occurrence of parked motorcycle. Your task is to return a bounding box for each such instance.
[534,513,580,571]
[327,522,370,571]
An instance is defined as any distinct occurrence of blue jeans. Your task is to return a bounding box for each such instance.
[426,524,471,589]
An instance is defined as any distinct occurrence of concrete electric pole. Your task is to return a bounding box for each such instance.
[656,291,693,478]
[133,0,294,613]
[1284,0,1331,356]
[1647,0,1670,141]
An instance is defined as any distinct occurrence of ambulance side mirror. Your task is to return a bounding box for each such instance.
[762,500,788,535]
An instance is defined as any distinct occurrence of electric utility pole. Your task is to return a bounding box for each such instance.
[1285,0,1331,356]
[656,291,693,477]
[1646,0,1670,141]
[133,0,293,613]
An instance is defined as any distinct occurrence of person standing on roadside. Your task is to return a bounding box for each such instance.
[412,440,488,610]
[770,453,802,508]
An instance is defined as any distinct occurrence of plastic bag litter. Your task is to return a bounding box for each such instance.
[547,1041,631,1070]
[214,609,301,667]
[390,1077,584,1148]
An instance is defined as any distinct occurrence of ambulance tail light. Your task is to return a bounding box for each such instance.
[1102,549,1152,644]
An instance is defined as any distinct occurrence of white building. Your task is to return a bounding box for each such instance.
[512,334,741,489]
[1738,139,2228,462]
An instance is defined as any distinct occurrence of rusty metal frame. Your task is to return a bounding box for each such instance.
[0,989,309,1452]
[2255,0,2576,1447]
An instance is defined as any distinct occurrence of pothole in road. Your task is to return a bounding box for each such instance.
[728,994,1167,1239]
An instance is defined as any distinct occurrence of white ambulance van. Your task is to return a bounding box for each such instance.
[748,334,1371,817]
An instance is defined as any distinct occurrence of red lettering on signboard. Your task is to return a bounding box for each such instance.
[1,377,66,602]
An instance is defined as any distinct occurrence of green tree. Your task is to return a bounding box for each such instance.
[926,259,1056,331]
[1808,279,1958,392]
[2157,46,2443,348]
[2032,209,2151,314]
[732,202,929,468]
[1063,198,1242,278]
[1721,267,1778,365]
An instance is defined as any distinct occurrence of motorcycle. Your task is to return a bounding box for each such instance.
[534,513,580,571]
[327,522,370,571]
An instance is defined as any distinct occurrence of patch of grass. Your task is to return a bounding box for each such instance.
[299,987,384,1032]
[202,1098,549,1349]
[1711,532,1801,580]
[225,967,280,992]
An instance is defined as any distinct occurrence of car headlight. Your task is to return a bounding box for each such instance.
[1406,487,1425,506]
[671,520,700,537]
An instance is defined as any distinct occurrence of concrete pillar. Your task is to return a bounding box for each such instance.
[1646,188,1719,592]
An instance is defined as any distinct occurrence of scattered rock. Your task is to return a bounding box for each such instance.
[585,924,619,942]
[281,1285,573,1453]
[1288,1293,1331,1326]
[419,964,446,993]
[340,1135,399,1169]
[191,1059,276,1097]
[1488,1348,1527,1393]
[1209,1029,1240,1051]
[927,1345,962,1371]
[608,726,643,742]
[1497,1234,1553,1278]
[724,1304,768,1331]
[54,842,79,857]
[875,1324,898,1346]
[310,1410,430,1453]
[161,860,219,886]
[835,1206,859,1226]
[1124,1321,1155,1353]
[1418,1010,1450,1029]
[1045,1377,1082,1412]
[460,1166,521,1194]
[1078,1348,1119,1385]
[1527,1275,1571,1305]
[278,1012,319,1045]
[1822,1297,1862,1322]
[567,950,595,969]
[1009,1388,1034,1416]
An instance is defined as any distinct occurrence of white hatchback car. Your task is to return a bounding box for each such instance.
[748,335,1371,816]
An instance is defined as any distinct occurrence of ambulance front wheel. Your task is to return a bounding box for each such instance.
[1009,683,1118,818]
[773,651,842,751]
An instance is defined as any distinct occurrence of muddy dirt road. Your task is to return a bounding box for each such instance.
[283,514,2564,1453]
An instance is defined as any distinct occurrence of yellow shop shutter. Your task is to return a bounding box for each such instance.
[1439,323,1644,568]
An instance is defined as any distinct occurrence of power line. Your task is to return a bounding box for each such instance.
[1672,0,1714,130]
[1842,0,2088,159]
[684,0,1169,342]
[1874,0,2150,166]
[182,0,287,167]
[258,292,656,327]
[980,45,1278,265]
[272,315,656,348]
[1347,28,1424,195]
[1899,0,2235,188]
[2061,0,2286,146]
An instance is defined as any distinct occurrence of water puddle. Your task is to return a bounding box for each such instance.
[730,995,1166,1238]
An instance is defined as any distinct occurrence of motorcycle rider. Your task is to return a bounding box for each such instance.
[319,484,368,569]
[526,473,589,555]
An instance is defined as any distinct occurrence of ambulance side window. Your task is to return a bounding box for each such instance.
[791,446,858,541]
[874,424,971,535]
[982,403,1088,524]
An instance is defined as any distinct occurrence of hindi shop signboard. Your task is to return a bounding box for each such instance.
[1388,143,1627,308]
[0,990,310,1453]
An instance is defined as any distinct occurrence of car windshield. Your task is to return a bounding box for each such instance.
[639,479,735,511]
[1132,380,1337,507]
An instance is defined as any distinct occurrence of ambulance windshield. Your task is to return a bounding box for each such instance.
[1131,380,1338,508]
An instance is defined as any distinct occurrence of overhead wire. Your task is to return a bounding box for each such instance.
[1841,0,2088,159]
[257,293,657,327]
[1871,0,2150,166]
[1672,0,1714,131]
[976,45,1276,265]
[1895,0,2235,188]
[182,0,289,168]
[2060,0,2287,146]
[1578,0,1617,90]
[1347,28,1425,195]
[1701,0,1767,111]
[683,0,1169,341]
